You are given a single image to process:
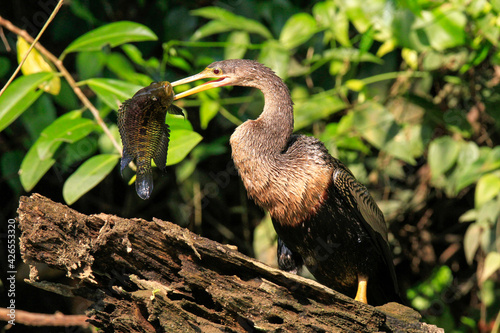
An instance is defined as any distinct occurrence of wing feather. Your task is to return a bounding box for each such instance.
[332,167,398,291]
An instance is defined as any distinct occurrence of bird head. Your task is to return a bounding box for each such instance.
[172,59,274,100]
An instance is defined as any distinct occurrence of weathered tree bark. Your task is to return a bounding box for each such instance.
[17,194,443,332]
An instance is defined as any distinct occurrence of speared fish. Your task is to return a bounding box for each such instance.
[118,81,183,199]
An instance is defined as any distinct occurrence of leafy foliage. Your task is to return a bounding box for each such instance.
[1,21,201,205]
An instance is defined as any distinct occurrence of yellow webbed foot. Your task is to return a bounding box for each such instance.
[354,274,368,304]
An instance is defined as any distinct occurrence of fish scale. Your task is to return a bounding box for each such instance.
[118,81,183,200]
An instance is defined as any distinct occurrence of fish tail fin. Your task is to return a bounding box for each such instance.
[135,164,153,200]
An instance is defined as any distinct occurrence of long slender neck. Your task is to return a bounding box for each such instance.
[251,75,294,153]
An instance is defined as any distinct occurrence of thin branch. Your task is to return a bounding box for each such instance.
[219,105,243,126]
[0,308,90,327]
[0,27,10,52]
[0,15,123,155]
[0,0,63,97]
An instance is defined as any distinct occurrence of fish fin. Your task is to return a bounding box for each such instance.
[120,152,134,176]
[153,124,170,173]
[167,104,185,117]
[135,166,153,200]
[117,99,131,157]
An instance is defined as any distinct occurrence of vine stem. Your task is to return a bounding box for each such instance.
[0,13,123,156]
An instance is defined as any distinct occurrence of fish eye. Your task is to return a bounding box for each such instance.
[213,68,222,75]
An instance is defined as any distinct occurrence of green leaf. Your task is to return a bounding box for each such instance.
[17,37,60,95]
[428,136,460,178]
[393,10,430,52]
[383,124,425,165]
[394,7,466,52]
[166,113,193,131]
[60,136,98,171]
[62,21,157,56]
[106,52,152,86]
[37,117,96,160]
[294,93,346,130]
[463,223,482,265]
[475,174,500,208]
[320,122,370,154]
[190,6,236,21]
[200,100,220,130]
[76,51,107,80]
[476,199,500,225]
[253,214,277,264]
[54,80,80,110]
[124,44,160,68]
[279,13,317,50]
[459,209,477,223]
[21,94,57,142]
[191,7,272,40]
[352,102,400,150]
[69,0,98,25]
[334,10,351,47]
[191,20,235,41]
[482,146,500,173]
[422,8,466,51]
[166,130,203,166]
[352,102,422,163]
[167,56,192,72]
[0,57,11,78]
[18,111,86,191]
[225,31,250,60]
[121,44,148,67]
[19,141,57,192]
[0,72,53,132]
[190,139,227,161]
[344,0,372,33]
[452,143,485,192]
[313,1,336,27]
[98,124,121,154]
[444,109,473,138]
[259,40,289,80]
[481,252,500,282]
[63,154,119,205]
[84,78,143,110]
[431,266,453,291]
[377,39,396,57]
[1,150,23,194]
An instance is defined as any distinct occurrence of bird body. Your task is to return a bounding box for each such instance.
[172,59,401,305]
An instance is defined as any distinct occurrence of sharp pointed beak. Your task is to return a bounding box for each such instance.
[172,70,230,100]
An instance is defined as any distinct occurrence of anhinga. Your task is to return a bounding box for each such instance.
[171,59,401,305]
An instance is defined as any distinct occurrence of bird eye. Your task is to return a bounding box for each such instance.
[213,68,221,75]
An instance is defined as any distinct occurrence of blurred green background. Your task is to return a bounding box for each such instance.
[0,0,499,332]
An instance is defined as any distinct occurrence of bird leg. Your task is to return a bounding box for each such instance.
[354,274,368,304]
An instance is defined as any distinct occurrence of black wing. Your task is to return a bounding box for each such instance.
[332,166,399,294]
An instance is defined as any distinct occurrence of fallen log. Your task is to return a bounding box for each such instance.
[17,193,442,332]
